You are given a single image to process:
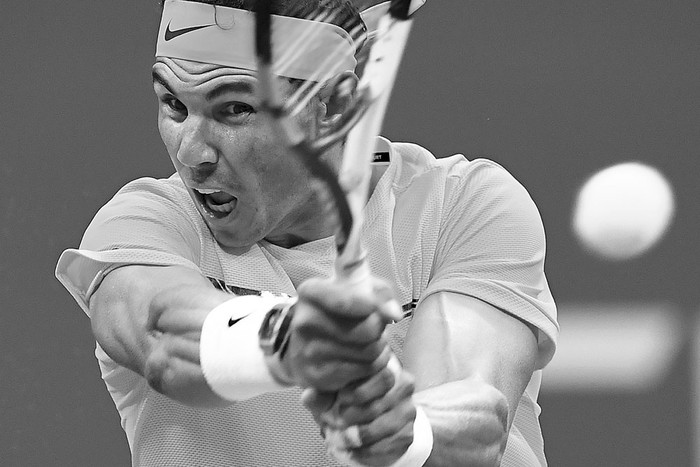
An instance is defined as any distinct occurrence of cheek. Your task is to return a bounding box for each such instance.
[157,116,180,163]
[242,132,298,184]
[261,153,307,199]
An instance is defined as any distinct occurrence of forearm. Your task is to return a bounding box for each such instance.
[89,265,232,406]
[415,378,509,467]
[402,293,538,466]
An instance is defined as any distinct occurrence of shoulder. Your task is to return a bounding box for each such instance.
[82,174,204,251]
[388,141,514,186]
[386,141,456,189]
[407,153,557,366]
[91,174,199,226]
[112,174,192,207]
[387,142,537,217]
[447,157,528,195]
[436,156,543,232]
[387,142,547,266]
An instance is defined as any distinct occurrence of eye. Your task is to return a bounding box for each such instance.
[161,96,187,117]
[220,102,255,118]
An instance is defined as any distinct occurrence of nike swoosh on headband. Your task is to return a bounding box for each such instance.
[164,21,215,41]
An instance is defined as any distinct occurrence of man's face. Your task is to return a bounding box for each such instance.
[152,57,335,248]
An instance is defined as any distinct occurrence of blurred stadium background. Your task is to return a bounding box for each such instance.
[1,0,698,465]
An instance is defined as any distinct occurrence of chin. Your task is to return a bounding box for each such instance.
[209,226,262,250]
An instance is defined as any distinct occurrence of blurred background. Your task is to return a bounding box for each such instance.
[1,0,699,465]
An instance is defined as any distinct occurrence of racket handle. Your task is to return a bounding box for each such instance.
[335,253,371,289]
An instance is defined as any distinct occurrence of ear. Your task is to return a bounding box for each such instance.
[317,71,360,131]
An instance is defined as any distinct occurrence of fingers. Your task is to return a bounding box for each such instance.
[334,368,415,427]
[144,333,204,395]
[335,363,396,408]
[298,276,401,322]
[314,365,417,465]
[301,388,337,421]
[352,396,416,447]
[350,415,415,467]
[288,276,400,391]
[299,338,389,368]
[296,274,416,466]
[291,342,393,391]
[321,390,417,467]
[292,299,387,346]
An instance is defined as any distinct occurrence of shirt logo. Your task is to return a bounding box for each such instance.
[373,151,391,163]
[164,21,215,41]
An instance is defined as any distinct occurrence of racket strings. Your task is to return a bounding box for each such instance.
[273,8,340,74]
[281,23,367,120]
[255,0,405,254]
[286,30,365,118]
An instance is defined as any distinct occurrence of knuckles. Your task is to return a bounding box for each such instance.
[396,372,415,398]
[297,277,395,321]
[353,423,415,467]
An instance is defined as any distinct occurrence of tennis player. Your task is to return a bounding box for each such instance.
[55,1,558,465]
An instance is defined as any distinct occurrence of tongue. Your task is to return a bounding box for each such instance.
[209,192,235,205]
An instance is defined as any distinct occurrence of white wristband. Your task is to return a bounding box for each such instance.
[391,405,433,467]
[200,295,293,401]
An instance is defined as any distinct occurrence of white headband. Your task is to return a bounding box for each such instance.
[156,0,358,80]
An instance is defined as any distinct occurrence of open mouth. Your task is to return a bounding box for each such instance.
[192,188,237,219]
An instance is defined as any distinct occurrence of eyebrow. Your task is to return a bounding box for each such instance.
[151,70,255,101]
[152,70,176,95]
[204,81,255,101]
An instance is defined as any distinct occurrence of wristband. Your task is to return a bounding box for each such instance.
[392,405,433,467]
[200,295,295,401]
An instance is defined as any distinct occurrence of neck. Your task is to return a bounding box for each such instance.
[264,145,389,250]
[264,182,339,249]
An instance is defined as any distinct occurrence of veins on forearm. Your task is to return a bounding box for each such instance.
[414,378,509,467]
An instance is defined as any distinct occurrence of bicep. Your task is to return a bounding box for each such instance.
[403,291,538,421]
[88,264,219,376]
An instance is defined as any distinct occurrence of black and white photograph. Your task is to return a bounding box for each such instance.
[1,1,699,465]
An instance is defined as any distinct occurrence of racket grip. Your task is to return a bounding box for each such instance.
[335,248,371,287]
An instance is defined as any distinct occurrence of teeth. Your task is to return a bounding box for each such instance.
[195,188,220,195]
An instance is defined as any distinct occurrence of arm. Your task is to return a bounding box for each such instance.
[89,264,232,407]
[90,264,398,408]
[404,291,538,466]
[307,292,538,467]
[301,162,551,465]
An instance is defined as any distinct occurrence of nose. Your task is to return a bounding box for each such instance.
[176,116,218,167]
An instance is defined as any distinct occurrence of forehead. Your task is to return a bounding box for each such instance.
[152,57,258,95]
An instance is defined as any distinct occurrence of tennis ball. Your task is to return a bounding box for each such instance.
[572,162,675,260]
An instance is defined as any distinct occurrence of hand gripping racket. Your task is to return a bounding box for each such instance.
[254,1,419,458]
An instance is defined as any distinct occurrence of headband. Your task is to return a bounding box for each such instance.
[156,0,358,80]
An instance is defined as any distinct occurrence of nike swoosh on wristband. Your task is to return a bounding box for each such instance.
[228,317,244,327]
[164,21,215,41]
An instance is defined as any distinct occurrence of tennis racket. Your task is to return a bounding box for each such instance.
[254,0,416,303]
[254,2,421,459]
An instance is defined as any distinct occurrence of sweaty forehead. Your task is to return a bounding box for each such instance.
[153,57,258,92]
